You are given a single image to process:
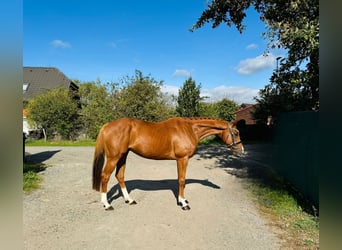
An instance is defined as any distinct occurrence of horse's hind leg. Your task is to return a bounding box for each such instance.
[101,157,118,210]
[116,153,137,205]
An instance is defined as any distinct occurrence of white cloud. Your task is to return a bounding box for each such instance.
[161,84,259,104]
[246,43,258,50]
[172,69,191,77]
[201,85,259,104]
[236,53,276,75]
[161,85,179,96]
[50,39,71,48]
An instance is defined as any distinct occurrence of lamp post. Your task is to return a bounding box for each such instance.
[276,56,282,75]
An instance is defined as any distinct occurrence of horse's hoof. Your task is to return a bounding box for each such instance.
[177,200,189,206]
[125,200,137,205]
[181,205,191,211]
[105,206,114,211]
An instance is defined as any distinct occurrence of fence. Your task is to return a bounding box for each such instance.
[271,111,319,208]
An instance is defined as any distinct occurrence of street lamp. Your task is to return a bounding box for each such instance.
[276,56,282,75]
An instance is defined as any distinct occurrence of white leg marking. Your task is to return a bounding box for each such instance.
[121,187,134,204]
[101,192,111,209]
[178,196,189,207]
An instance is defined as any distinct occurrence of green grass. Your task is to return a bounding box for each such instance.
[23,162,48,193]
[199,135,224,145]
[199,135,263,145]
[244,168,319,249]
[25,138,95,146]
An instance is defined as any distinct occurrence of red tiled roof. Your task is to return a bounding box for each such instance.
[233,104,258,124]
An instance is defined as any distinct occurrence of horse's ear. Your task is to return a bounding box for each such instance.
[231,120,238,127]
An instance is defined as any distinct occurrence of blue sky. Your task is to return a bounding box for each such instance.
[24,0,284,104]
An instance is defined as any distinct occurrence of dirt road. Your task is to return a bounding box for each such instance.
[23,145,281,249]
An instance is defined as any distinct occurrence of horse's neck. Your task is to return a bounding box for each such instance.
[188,119,228,141]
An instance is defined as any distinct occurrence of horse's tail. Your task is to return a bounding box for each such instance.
[92,126,105,191]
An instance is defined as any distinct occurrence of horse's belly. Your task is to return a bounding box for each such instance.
[131,147,176,160]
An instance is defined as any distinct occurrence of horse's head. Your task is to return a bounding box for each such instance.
[221,121,244,157]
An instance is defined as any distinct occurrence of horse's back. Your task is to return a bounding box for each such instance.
[103,117,196,159]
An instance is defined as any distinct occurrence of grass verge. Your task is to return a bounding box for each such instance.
[25,139,95,146]
[23,162,48,193]
[242,166,319,249]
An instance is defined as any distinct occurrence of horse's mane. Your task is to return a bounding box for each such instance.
[178,117,228,123]
[172,117,231,130]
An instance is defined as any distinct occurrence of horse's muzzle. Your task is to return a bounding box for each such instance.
[230,144,244,157]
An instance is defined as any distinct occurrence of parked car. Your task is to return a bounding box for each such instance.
[23,117,43,139]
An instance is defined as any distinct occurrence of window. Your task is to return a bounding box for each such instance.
[23,83,29,92]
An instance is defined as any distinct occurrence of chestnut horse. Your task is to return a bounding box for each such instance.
[92,117,244,210]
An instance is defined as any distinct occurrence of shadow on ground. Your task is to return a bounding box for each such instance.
[196,144,317,215]
[107,178,220,204]
[195,144,274,180]
[25,150,61,164]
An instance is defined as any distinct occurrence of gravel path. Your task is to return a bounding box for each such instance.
[23,145,281,250]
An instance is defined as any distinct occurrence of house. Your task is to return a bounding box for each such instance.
[23,66,79,136]
[233,103,258,125]
[233,103,271,141]
[23,66,78,101]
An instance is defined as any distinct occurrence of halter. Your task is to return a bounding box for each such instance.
[226,125,242,148]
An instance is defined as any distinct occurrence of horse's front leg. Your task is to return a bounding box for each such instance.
[116,154,137,205]
[177,157,190,210]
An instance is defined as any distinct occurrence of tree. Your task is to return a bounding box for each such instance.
[215,98,239,121]
[198,99,239,120]
[27,87,80,140]
[176,77,203,117]
[113,70,174,121]
[191,0,319,118]
[198,101,217,117]
[78,79,115,139]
